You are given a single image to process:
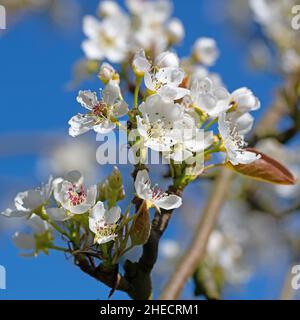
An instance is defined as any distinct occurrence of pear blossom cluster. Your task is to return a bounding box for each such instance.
[70,43,261,166]
[2,1,265,263]
[82,0,185,63]
[9,1,297,302]
[1,171,123,253]
[249,0,300,73]
[1,167,184,253]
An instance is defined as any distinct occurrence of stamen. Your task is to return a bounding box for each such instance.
[67,184,87,206]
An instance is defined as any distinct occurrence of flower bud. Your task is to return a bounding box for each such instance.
[166,18,185,44]
[132,49,151,77]
[98,62,119,84]
[98,1,122,17]
[155,51,180,68]
[192,37,219,66]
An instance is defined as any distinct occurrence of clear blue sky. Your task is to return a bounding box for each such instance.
[0,0,285,300]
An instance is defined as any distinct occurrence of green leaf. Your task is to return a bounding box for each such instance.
[130,202,151,246]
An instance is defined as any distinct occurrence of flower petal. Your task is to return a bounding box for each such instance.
[77,90,98,110]
[104,206,121,224]
[154,194,182,210]
[103,81,120,106]
[47,208,71,222]
[13,232,35,250]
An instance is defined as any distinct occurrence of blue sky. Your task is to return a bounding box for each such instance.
[0,0,286,300]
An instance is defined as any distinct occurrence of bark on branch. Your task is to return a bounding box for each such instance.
[160,168,233,299]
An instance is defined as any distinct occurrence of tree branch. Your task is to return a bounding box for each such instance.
[160,168,233,299]
[122,186,182,300]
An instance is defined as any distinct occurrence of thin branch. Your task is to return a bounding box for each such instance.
[160,168,234,299]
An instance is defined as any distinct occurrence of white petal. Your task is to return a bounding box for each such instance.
[69,203,93,215]
[15,190,43,212]
[233,112,254,135]
[13,232,35,250]
[155,51,180,68]
[104,206,121,224]
[185,131,214,152]
[90,201,106,221]
[133,49,151,74]
[156,67,184,87]
[96,234,117,244]
[82,15,102,39]
[47,208,71,221]
[170,145,193,162]
[65,170,83,185]
[68,114,95,137]
[103,81,120,106]
[93,120,116,134]
[1,208,29,218]
[135,170,151,200]
[76,90,97,110]
[112,100,128,118]
[155,194,182,210]
[86,185,97,206]
[27,214,48,234]
[231,150,261,165]
[144,72,156,91]
[82,39,104,61]
[158,86,189,100]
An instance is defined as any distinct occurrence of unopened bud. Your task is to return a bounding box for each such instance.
[98,62,119,84]
[98,1,122,17]
[166,18,185,44]
[192,37,219,66]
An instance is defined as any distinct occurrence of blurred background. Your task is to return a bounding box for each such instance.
[0,0,299,300]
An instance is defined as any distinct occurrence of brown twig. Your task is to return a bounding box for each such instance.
[160,168,234,299]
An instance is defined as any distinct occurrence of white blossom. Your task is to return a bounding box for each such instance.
[82,15,129,63]
[98,62,118,84]
[1,177,53,218]
[89,201,121,244]
[190,77,230,118]
[69,81,128,137]
[135,170,182,210]
[126,0,179,56]
[50,171,97,216]
[13,214,50,252]
[229,87,260,114]
[207,230,250,285]
[137,94,183,152]
[192,37,219,66]
[145,66,189,100]
[98,0,123,18]
[166,18,185,44]
[169,114,214,162]
[218,112,261,165]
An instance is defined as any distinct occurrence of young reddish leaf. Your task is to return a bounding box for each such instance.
[130,202,151,246]
[226,147,296,185]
